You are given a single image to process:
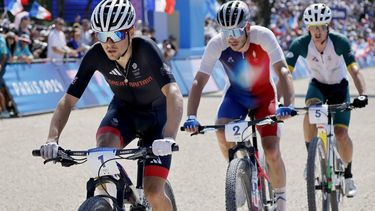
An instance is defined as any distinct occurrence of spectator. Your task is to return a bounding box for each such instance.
[80,18,92,46]
[5,31,16,63]
[47,17,78,60]
[14,34,33,64]
[67,28,89,58]
[13,11,31,36]
[0,32,8,116]
[31,27,48,59]
[162,39,176,61]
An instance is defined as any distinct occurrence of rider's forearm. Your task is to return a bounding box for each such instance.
[47,96,76,143]
[278,66,295,106]
[349,66,367,95]
[187,80,206,117]
[163,83,183,139]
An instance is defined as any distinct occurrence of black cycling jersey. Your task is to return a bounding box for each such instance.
[67,36,175,108]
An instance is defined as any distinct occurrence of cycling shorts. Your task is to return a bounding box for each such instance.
[217,87,280,138]
[305,78,350,127]
[96,97,171,179]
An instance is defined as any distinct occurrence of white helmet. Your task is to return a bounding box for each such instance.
[91,0,136,32]
[303,3,332,26]
[216,1,250,30]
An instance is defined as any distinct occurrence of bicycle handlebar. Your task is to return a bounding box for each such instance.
[32,144,179,166]
[293,102,356,114]
[180,115,282,136]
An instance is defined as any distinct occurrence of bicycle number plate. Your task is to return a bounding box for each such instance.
[225,121,247,142]
[309,105,328,124]
[87,147,120,177]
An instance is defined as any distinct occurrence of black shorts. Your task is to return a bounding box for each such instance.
[96,97,171,179]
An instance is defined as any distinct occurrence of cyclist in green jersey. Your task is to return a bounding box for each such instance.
[286,3,368,197]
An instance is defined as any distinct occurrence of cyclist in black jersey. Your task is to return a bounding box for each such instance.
[39,1,183,210]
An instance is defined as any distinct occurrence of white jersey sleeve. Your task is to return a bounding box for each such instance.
[250,26,285,65]
[199,34,226,75]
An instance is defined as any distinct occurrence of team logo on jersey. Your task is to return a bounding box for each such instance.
[312,57,319,62]
[109,68,123,76]
[227,57,235,63]
[150,157,162,165]
[161,63,172,76]
[286,51,294,58]
[71,76,78,85]
[131,63,141,78]
[327,56,332,61]
[110,117,119,127]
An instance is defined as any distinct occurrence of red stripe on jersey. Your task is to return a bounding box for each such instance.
[144,165,169,179]
[96,126,124,147]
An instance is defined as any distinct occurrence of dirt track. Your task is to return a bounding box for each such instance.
[1,67,374,210]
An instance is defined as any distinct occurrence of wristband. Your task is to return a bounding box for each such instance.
[188,115,196,120]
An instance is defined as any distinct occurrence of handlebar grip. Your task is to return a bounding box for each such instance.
[180,126,185,131]
[172,143,179,152]
[32,149,41,157]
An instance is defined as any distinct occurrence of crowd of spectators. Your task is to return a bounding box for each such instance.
[0,1,373,117]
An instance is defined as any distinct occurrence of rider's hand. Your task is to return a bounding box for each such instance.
[183,115,200,132]
[352,95,368,108]
[152,138,175,156]
[276,105,295,119]
[40,142,59,160]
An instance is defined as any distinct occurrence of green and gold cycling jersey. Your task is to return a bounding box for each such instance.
[286,32,356,84]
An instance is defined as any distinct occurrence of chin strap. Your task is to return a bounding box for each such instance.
[117,31,131,60]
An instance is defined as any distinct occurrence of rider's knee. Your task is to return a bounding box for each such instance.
[144,184,164,204]
[264,147,281,163]
[96,132,123,148]
[334,126,349,141]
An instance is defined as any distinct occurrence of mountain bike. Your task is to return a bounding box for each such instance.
[294,102,359,211]
[32,140,179,211]
[181,111,281,211]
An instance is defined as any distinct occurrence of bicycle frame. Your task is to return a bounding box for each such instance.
[32,140,179,211]
[182,114,280,209]
[295,102,357,210]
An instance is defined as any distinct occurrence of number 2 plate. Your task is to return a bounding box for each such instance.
[87,148,120,177]
[308,105,328,124]
[225,121,247,142]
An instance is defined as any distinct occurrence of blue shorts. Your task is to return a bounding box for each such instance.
[217,86,279,137]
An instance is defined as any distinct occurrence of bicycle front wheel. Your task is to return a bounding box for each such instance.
[306,137,330,211]
[165,180,178,211]
[225,158,258,211]
[78,196,113,211]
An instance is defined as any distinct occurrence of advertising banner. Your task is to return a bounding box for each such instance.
[3,62,113,116]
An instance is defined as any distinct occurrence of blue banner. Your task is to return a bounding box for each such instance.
[3,62,113,116]
[4,63,67,116]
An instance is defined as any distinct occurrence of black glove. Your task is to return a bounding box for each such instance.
[352,95,368,108]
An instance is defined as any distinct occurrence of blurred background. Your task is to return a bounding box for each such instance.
[0,0,373,118]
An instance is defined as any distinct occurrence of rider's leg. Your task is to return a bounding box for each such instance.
[144,177,172,211]
[215,117,236,160]
[303,98,321,146]
[262,136,286,211]
[334,126,352,164]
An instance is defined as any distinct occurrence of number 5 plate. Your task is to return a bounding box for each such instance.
[308,105,328,124]
[87,148,120,177]
[225,121,247,142]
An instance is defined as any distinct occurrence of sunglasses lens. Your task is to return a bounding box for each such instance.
[97,31,127,43]
[222,28,245,39]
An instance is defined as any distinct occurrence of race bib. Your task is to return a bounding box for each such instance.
[225,121,248,142]
[308,105,328,124]
[87,147,120,177]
